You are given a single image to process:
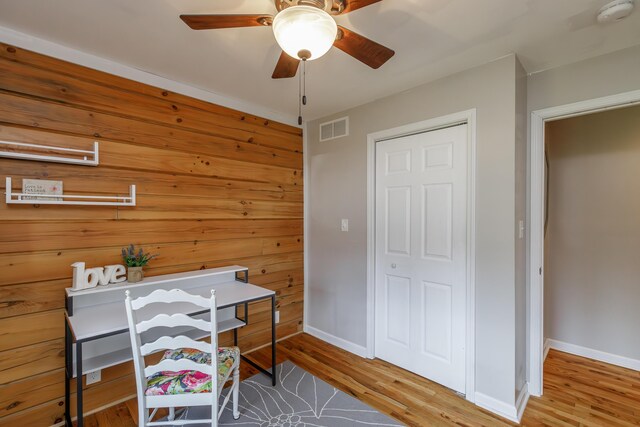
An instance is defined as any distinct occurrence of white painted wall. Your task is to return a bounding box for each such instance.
[528,45,640,113]
[544,105,640,361]
[307,55,519,407]
[515,57,528,397]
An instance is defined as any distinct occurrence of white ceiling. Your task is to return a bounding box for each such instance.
[0,0,638,122]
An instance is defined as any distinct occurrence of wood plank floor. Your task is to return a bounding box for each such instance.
[81,333,640,426]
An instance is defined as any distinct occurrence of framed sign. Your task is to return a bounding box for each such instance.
[22,179,63,201]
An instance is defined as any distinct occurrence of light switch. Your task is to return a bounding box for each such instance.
[341,219,349,232]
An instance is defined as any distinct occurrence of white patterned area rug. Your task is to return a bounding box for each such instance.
[175,360,405,426]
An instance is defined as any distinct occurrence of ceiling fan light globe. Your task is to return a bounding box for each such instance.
[273,5,337,61]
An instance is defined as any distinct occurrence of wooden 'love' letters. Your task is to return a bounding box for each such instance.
[71,262,127,291]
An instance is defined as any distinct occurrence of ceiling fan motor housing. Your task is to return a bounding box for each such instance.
[276,0,345,14]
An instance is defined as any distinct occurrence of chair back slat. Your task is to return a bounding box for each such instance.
[131,288,210,310]
[125,288,222,426]
[144,358,213,377]
[140,335,211,356]
[136,313,210,334]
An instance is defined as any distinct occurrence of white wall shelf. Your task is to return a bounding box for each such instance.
[4,177,136,206]
[0,140,99,166]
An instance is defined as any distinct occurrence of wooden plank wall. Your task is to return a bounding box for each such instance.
[0,43,303,426]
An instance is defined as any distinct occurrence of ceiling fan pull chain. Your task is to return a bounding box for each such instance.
[298,62,303,125]
[302,59,307,106]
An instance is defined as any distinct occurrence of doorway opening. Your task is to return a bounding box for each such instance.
[528,90,640,397]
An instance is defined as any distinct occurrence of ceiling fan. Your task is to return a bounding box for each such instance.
[180,0,395,79]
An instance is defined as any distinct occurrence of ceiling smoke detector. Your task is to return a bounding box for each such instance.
[597,0,634,23]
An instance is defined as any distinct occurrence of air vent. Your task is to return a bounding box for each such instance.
[319,116,349,141]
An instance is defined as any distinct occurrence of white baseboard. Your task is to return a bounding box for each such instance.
[474,392,519,423]
[546,339,640,371]
[515,383,530,422]
[304,325,368,358]
[544,338,551,361]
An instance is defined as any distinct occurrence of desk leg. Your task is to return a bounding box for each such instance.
[234,305,238,346]
[271,295,277,386]
[64,321,72,427]
[239,296,277,386]
[76,341,83,427]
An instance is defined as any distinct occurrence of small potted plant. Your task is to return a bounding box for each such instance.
[121,244,157,283]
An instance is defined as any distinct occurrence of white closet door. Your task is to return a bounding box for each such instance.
[375,124,467,393]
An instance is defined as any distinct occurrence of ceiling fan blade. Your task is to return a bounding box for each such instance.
[341,0,383,14]
[180,14,273,30]
[272,51,300,79]
[333,26,394,69]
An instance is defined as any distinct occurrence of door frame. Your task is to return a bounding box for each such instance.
[366,109,477,402]
[528,89,640,397]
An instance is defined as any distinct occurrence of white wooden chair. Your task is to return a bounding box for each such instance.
[125,289,240,426]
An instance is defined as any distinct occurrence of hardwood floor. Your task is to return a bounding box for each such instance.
[524,350,640,426]
[82,333,640,426]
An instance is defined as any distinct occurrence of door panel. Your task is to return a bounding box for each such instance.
[423,183,453,259]
[424,143,453,170]
[375,124,467,394]
[422,280,452,361]
[386,186,411,256]
[385,274,411,346]
[386,150,411,174]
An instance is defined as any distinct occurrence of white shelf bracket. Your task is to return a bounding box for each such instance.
[0,140,99,166]
[4,177,136,207]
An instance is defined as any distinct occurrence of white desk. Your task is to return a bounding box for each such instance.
[64,265,276,427]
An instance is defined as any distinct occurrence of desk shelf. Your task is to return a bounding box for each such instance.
[65,265,249,300]
[73,317,246,377]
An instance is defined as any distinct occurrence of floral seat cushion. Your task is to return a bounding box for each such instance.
[145,347,239,397]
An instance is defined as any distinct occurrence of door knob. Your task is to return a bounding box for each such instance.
[391,263,397,269]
